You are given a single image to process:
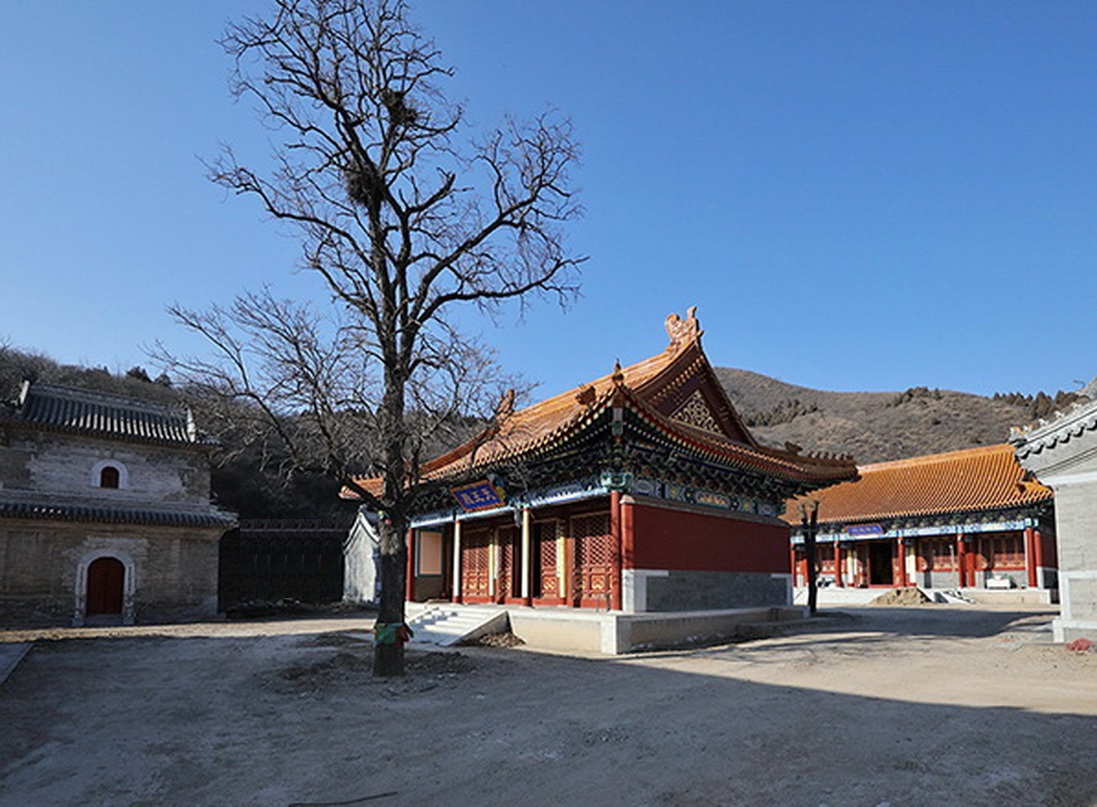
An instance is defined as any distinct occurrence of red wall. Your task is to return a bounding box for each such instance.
[628,502,790,573]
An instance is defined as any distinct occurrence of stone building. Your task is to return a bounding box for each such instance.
[1012,401,1097,642]
[787,444,1056,598]
[0,381,235,626]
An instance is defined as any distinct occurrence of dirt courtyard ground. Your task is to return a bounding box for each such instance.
[0,604,1094,807]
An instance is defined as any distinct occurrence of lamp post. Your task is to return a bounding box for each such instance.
[799,499,820,617]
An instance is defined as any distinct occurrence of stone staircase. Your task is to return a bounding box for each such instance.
[405,603,508,647]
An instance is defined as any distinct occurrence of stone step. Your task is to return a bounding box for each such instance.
[405,604,507,647]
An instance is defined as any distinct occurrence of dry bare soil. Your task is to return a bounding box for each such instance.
[1,605,1094,807]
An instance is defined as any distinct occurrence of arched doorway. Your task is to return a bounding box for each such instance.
[86,557,125,616]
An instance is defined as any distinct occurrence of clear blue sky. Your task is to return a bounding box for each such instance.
[2,1,1095,399]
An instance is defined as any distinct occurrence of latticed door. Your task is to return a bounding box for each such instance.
[497,527,519,601]
[571,512,617,608]
[461,531,491,600]
[534,521,559,600]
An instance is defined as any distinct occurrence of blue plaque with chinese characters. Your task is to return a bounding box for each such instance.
[451,480,506,512]
[847,524,884,536]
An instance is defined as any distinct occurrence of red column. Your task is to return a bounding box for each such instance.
[610,490,622,611]
[896,538,908,588]
[834,542,844,587]
[1028,528,1042,588]
[405,528,416,601]
[790,548,798,585]
[621,496,635,569]
[956,534,967,588]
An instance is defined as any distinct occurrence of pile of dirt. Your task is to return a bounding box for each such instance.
[463,631,525,648]
[869,587,932,606]
[268,648,476,696]
[298,631,369,648]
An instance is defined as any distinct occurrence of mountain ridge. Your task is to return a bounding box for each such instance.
[715,366,1087,465]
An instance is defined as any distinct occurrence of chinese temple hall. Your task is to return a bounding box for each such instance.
[787,444,1057,600]
[352,308,856,625]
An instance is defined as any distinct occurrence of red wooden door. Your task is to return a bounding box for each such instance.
[535,522,559,600]
[497,527,519,601]
[461,531,491,601]
[87,557,124,615]
[571,513,617,608]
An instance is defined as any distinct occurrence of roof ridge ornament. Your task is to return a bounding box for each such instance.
[495,388,516,421]
[664,306,702,351]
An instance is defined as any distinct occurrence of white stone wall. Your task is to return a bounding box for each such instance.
[1016,414,1097,642]
[1047,479,1097,641]
[0,520,221,624]
[0,425,228,626]
[0,430,213,508]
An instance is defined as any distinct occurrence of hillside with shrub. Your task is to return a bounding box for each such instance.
[715,367,1089,465]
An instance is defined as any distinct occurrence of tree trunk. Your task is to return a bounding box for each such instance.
[800,503,819,618]
[805,533,818,617]
[374,539,407,677]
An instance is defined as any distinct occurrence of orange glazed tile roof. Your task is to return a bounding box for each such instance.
[786,444,1052,526]
[346,308,857,500]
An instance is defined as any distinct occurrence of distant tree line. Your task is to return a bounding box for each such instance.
[885,386,944,407]
[993,389,1087,420]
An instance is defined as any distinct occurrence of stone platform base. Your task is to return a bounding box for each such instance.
[502,605,804,655]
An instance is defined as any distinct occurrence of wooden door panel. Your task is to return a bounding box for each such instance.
[536,523,559,598]
[497,527,518,601]
[571,513,617,608]
[461,532,491,600]
[87,557,124,615]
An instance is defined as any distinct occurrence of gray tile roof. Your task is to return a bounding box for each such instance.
[4,382,200,445]
[1010,398,1097,459]
[0,500,236,528]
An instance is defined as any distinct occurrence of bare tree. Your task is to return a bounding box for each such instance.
[162,0,582,675]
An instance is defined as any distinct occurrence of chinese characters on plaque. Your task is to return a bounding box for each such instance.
[451,479,506,512]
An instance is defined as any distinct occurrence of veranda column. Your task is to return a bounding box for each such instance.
[406,529,416,602]
[452,518,462,603]
[520,507,532,605]
[956,534,967,589]
[834,542,844,587]
[488,529,498,601]
[896,538,908,588]
[1032,529,1045,588]
[621,495,635,611]
[1024,527,1038,588]
[610,490,622,611]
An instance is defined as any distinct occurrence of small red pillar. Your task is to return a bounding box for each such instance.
[896,538,908,588]
[1025,527,1039,588]
[790,548,798,585]
[405,528,416,602]
[621,496,635,568]
[956,534,968,588]
[834,542,844,587]
[610,490,622,611]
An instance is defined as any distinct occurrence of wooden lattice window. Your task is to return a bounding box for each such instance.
[919,539,956,571]
[533,521,558,598]
[988,534,1025,569]
[573,513,613,566]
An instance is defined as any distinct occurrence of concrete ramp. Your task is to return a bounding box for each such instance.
[405,604,507,647]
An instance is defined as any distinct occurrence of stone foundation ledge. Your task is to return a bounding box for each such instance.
[506,606,804,655]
